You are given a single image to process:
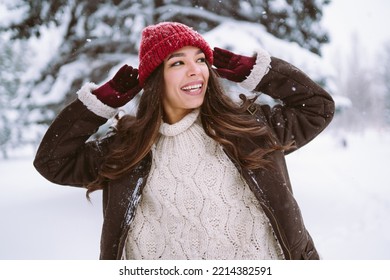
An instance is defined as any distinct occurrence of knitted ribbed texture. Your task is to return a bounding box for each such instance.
[125,110,284,259]
[138,22,213,86]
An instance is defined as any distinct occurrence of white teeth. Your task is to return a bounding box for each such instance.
[182,84,202,91]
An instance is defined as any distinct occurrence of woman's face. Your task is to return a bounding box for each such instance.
[162,46,209,124]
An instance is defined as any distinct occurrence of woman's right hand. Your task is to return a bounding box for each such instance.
[92,64,142,108]
[213,47,256,83]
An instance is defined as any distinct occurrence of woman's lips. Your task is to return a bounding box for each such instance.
[181,82,203,95]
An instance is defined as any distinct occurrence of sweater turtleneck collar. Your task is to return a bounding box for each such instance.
[159,109,200,137]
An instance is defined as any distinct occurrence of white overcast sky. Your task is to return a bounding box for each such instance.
[322,0,390,60]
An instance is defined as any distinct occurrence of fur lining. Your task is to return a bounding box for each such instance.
[239,48,271,92]
[77,82,118,119]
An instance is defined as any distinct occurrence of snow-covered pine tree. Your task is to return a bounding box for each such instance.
[154,0,330,55]
[0,37,28,158]
[0,0,331,153]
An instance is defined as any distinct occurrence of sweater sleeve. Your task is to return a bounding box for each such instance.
[244,53,335,152]
[33,85,116,187]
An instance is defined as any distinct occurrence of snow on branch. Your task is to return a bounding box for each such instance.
[155,5,233,24]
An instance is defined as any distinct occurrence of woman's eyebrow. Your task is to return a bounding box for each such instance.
[167,52,184,61]
[167,49,204,61]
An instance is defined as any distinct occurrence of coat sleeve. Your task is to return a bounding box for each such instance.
[33,83,117,187]
[243,51,335,152]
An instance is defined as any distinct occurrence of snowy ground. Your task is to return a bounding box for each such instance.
[289,130,390,260]
[0,129,389,260]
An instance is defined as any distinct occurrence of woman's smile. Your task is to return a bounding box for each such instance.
[162,46,209,124]
[180,81,204,95]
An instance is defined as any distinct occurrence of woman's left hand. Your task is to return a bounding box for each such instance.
[92,64,142,108]
[213,47,256,83]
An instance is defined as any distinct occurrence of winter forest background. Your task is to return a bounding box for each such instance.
[1,0,390,260]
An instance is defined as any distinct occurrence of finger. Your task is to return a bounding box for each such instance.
[130,68,139,78]
[119,66,137,84]
[119,64,129,71]
[213,54,232,68]
[119,64,131,74]
[213,47,233,67]
[215,68,235,79]
[214,47,236,62]
[114,64,131,81]
[214,47,234,58]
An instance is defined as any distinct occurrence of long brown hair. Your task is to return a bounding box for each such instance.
[86,63,286,197]
[201,64,286,170]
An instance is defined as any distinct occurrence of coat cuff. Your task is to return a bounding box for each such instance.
[239,48,271,92]
[77,82,118,119]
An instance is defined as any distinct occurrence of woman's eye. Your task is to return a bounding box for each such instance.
[171,61,183,67]
[170,57,205,67]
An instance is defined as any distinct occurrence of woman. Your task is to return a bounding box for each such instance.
[34,22,335,260]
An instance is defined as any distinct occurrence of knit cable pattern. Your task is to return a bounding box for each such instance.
[125,109,284,259]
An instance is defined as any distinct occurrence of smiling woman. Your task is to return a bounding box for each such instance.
[33,22,334,260]
[162,46,209,123]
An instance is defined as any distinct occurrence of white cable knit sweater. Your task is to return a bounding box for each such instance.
[125,109,284,260]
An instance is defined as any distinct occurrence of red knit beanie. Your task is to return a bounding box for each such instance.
[138,22,213,86]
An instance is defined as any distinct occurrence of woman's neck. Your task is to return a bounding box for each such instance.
[163,108,195,124]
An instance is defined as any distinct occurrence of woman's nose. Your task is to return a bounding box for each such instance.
[187,62,202,76]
